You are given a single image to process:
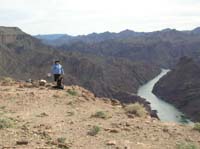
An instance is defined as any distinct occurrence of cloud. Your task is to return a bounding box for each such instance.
[0,0,199,35]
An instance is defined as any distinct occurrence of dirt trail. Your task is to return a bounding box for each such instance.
[0,82,199,149]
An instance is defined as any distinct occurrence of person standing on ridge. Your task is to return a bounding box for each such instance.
[52,60,64,89]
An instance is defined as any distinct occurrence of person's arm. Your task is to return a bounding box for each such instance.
[61,66,64,75]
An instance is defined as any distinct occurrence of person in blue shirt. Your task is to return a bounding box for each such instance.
[52,60,64,89]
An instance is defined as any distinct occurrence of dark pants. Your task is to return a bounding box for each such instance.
[54,74,63,87]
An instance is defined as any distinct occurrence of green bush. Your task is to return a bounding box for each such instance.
[92,111,107,119]
[193,123,200,132]
[124,102,147,117]
[0,118,14,129]
[67,89,77,96]
[88,125,100,136]
[176,142,198,149]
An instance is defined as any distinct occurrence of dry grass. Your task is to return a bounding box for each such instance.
[92,111,107,119]
[1,77,15,85]
[0,117,15,129]
[57,137,66,144]
[176,142,198,149]
[193,123,200,132]
[124,102,147,117]
[67,89,78,96]
[88,125,101,136]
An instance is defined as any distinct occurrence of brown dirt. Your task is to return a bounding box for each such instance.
[0,82,200,149]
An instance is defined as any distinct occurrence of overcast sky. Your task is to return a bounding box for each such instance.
[0,0,200,35]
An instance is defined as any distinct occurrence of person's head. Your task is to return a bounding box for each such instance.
[55,60,60,64]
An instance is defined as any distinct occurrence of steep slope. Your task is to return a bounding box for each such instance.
[0,26,57,79]
[62,54,160,98]
[0,26,160,102]
[153,57,200,122]
[0,81,200,149]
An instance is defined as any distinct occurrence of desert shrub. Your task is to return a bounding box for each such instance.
[1,77,14,85]
[88,125,100,136]
[0,118,14,129]
[67,89,77,96]
[92,111,107,119]
[57,137,66,143]
[176,142,198,149]
[193,123,200,132]
[2,77,13,83]
[0,106,6,115]
[124,102,147,117]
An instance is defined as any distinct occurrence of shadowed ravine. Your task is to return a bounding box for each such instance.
[137,69,192,124]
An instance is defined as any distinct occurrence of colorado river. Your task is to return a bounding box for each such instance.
[137,69,192,124]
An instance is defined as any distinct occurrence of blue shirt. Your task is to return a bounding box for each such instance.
[52,64,64,75]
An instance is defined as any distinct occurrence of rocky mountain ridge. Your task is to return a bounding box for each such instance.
[36,27,200,68]
[35,27,200,46]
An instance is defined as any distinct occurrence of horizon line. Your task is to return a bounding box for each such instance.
[1,25,200,36]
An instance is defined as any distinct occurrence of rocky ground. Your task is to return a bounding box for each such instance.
[0,80,200,149]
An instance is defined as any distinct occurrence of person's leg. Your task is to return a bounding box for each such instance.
[53,74,60,86]
[58,76,64,89]
[54,74,59,82]
[56,74,61,87]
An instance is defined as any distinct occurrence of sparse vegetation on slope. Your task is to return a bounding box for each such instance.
[0,117,15,129]
[124,102,147,117]
[88,125,101,136]
[57,137,67,144]
[0,81,199,148]
[92,111,108,119]
[193,123,200,132]
[67,89,78,96]
[176,142,198,149]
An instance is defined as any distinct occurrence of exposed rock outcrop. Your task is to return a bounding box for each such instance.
[0,27,25,44]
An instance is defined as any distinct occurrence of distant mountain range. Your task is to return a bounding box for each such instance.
[35,27,200,68]
[35,29,144,46]
[36,34,67,41]
[35,27,200,46]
